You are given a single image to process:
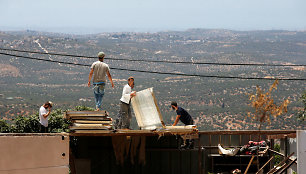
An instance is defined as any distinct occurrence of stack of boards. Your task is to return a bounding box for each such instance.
[64,111,113,133]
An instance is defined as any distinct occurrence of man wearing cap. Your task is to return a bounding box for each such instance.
[88,52,114,111]
[39,101,53,133]
[115,76,136,129]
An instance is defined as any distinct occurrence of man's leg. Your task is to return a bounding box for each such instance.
[126,105,132,129]
[40,125,47,133]
[93,86,100,110]
[98,85,105,110]
[115,102,124,129]
[93,85,105,110]
[120,103,130,129]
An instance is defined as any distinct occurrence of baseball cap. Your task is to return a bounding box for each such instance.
[98,52,105,58]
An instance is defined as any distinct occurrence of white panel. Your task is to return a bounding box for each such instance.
[131,88,162,130]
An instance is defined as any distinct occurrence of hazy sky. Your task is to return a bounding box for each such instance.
[0,0,306,33]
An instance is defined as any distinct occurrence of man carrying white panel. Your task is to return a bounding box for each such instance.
[114,76,136,129]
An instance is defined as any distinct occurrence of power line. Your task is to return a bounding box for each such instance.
[1,47,305,67]
[1,52,305,81]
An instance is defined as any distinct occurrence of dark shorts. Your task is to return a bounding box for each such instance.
[40,124,48,133]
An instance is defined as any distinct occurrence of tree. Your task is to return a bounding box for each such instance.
[297,91,306,122]
[0,119,10,133]
[248,80,290,130]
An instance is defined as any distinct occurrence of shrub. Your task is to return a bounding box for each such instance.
[12,114,40,133]
[0,119,10,133]
[1,106,93,133]
[48,109,71,133]
[74,105,95,111]
[274,143,281,165]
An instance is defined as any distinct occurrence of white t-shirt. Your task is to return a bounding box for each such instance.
[120,84,132,104]
[39,106,49,127]
[91,61,110,83]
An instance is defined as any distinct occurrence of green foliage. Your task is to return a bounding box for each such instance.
[12,114,40,133]
[0,119,10,133]
[74,105,95,111]
[0,106,96,133]
[297,91,306,121]
[274,143,281,165]
[48,109,71,133]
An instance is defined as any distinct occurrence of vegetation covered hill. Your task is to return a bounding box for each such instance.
[0,29,305,130]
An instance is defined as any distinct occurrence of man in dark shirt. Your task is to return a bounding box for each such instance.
[171,101,194,126]
[171,101,195,149]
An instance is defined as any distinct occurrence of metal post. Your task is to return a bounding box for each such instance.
[198,134,202,174]
[270,139,275,170]
[284,135,288,174]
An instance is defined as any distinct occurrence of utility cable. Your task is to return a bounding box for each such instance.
[1,52,305,81]
[1,47,305,67]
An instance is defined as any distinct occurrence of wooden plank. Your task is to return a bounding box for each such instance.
[276,158,297,174]
[70,127,112,130]
[71,123,112,130]
[66,111,109,116]
[151,90,165,128]
[73,123,111,127]
[165,125,197,129]
[244,155,255,174]
[256,156,274,174]
[70,117,112,121]
[72,130,112,134]
[267,152,295,174]
[115,129,153,134]
[74,120,112,124]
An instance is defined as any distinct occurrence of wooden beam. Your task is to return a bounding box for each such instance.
[244,155,255,174]
[276,158,297,174]
[256,156,274,174]
[267,152,294,174]
[151,90,165,128]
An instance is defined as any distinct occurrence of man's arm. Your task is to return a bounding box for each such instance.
[107,71,114,88]
[172,115,181,126]
[88,68,94,87]
[43,108,51,118]
[130,91,136,98]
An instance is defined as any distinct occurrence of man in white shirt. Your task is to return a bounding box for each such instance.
[39,101,53,133]
[88,52,114,111]
[115,76,136,129]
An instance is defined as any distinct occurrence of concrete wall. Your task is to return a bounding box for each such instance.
[297,130,306,174]
[0,134,69,174]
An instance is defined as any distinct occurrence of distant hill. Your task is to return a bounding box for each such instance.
[0,29,305,130]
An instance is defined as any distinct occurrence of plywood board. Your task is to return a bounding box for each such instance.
[71,123,112,130]
[64,111,109,119]
[74,120,112,124]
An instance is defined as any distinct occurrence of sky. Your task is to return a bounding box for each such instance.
[0,0,306,34]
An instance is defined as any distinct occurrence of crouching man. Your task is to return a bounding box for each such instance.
[171,101,194,149]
